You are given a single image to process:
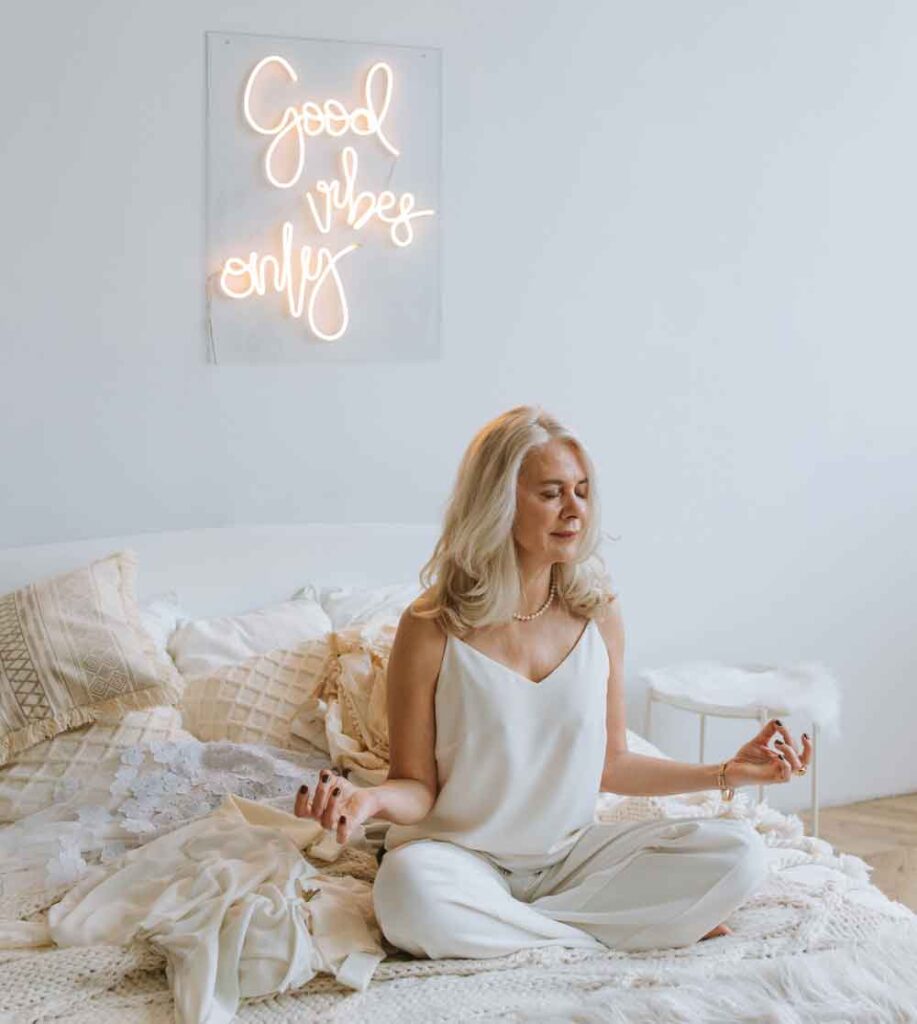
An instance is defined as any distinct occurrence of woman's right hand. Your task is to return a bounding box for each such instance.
[726,719,813,789]
[294,767,378,846]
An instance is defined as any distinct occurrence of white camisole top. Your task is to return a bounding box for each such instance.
[383,616,610,872]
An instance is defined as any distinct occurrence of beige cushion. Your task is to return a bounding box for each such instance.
[179,637,334,751]
[0,550,184,765]
[0,705,192,822]
[290,625,395,785]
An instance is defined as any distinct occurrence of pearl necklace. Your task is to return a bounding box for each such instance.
[513,565,557,621]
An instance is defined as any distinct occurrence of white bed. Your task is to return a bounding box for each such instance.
[1,523,915,1023]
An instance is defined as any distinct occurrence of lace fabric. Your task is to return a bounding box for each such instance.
[0,737,335,909]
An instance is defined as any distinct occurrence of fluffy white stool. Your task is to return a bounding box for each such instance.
[640,662,842,839]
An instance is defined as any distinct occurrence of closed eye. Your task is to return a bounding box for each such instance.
[543,490,588,499]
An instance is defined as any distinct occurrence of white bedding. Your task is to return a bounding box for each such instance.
[2,733,916,1024]
[2,525,915,1022]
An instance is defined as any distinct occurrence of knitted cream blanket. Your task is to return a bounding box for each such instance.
[0,622,912,1022]
[2,787,916,1024]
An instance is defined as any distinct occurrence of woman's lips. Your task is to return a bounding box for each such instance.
[552,532,578,538]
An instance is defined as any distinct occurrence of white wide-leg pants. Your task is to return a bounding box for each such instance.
[372,816,768,959]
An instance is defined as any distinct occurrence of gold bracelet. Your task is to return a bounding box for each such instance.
[717,759,736,802]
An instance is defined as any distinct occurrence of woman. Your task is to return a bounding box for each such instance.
[294,405,814,958]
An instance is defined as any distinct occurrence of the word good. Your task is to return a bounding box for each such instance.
[243,55,399,189]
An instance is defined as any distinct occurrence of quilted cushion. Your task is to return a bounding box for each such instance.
[179,637,334,751]
[0,704,192,822]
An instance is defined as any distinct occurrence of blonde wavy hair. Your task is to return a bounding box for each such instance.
[411,405,619,637]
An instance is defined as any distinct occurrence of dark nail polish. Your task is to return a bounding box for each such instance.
[339,815,346,825]
[332,787,340,797]
[803,733,809,739]
[320,772,329,782]
[298,784,308,794]
[779,753,786,760]
[775,737,784,744]
[775,720,783,726]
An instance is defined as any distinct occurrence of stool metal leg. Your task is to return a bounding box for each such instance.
[811,721,819,838]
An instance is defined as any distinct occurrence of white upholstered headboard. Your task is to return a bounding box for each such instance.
[0,523,442,618]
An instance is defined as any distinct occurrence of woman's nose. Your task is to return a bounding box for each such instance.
[563,491,585,516]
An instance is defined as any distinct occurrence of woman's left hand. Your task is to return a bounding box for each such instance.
[726,719,814,788]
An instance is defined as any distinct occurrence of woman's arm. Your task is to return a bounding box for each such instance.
[601,752,727,797]
[370,602,442,823]
[595,600,736,797]
[366,778,436,823]
[295,601,445,843]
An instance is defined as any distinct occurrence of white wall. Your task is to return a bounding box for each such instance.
[2,1,915,813]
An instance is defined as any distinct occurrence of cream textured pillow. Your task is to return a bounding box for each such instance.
[296,581,420,632]
[0,705,192,822]
[179,637,334,751]
[0,550,184,765]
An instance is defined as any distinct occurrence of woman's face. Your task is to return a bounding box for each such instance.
[513,440,589,563]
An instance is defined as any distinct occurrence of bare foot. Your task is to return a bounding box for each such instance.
[700,921,733,941]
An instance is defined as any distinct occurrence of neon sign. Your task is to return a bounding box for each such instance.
[217,56,435,343]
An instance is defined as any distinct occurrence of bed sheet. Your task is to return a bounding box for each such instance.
[1,738,915,1024]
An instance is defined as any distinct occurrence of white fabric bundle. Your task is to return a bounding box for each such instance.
[28,794,385,1024]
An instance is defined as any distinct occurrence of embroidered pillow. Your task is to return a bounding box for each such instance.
[0,550,183,765]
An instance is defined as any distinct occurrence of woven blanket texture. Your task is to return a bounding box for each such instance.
[2,787,916,1024]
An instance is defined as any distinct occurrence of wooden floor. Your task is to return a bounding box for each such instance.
[797,792,917,911]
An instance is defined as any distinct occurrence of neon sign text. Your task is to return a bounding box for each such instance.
[243,56,398,188]
[219,224,358,341]
[218,54,435,343]
[305,146,433,247]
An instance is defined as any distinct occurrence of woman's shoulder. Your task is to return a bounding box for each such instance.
[400,588,449,642]
[406,587,437,618]
[388,593,449,694]
[589,594,624,658]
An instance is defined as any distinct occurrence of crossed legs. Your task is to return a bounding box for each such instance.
[373,816,768,959]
